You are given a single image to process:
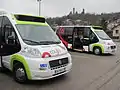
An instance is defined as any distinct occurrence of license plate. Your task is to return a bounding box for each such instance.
[55,68,66,74]
[112,50,115,52]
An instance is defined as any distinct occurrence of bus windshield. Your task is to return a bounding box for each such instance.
[16,24,61,45]
[95,30,111,40]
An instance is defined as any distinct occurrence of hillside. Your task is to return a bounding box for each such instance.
[46,12,120,28]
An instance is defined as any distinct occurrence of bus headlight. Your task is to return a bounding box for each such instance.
[22,47,41,58]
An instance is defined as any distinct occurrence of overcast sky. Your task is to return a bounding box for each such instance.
[0,0,120,17]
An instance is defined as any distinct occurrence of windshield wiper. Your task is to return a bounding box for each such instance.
[39,41,61,44]
[23,39,40,44]
[23,39,61,45]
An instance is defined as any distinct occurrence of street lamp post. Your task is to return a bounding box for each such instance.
[37,0,41,16]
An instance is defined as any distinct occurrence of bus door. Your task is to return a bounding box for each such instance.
[72,27,84,51]
[82,27,91,52]
[72,27,91,52]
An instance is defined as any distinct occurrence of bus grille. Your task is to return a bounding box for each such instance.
[49,58,68,68]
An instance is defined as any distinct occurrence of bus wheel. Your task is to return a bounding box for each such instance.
[93,47,101,55]
[13,63,27,83]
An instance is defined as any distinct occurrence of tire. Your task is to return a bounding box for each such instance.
[13,63,27,83]
[93,47,102,55]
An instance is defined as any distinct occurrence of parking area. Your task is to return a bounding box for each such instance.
[0,42,120,90]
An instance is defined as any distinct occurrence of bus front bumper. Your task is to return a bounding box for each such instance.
[25,53,72,80]
[31,63,72,80]
[104,45,116,54]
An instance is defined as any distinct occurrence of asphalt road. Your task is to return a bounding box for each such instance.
[0,42,120,90]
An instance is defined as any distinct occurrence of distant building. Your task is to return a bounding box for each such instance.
[112,24,120,39]
[107,19,120,39]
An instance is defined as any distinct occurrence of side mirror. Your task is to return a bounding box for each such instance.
[4,24,16,45]
[7,35,16,45]
[4,24,12,30]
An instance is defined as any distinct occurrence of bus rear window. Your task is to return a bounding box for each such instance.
[14,15,45,23]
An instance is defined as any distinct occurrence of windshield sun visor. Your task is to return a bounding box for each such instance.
[14,15,45,23]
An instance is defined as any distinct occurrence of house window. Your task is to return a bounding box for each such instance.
[116,30,119,34]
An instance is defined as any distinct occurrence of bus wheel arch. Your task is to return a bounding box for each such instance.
[11,54,32,82]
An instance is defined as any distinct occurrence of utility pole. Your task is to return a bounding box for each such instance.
[37,0,41,16]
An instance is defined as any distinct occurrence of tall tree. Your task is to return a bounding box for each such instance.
[100,18,108,31]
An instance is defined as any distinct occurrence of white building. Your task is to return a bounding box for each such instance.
[112,24,120,38]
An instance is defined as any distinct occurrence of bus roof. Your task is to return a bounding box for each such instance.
[0,10,48,25]
[0,10,45,18]
[57,25,102,28]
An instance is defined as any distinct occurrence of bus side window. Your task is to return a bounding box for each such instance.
[65,27,73,43]
[63,27,68,42]
[56,27,65,39]
[0,17,3,43]
[57,27,64,35]
[0,17,2,28]
[84,27,90,38]
[1,16,21,56]
[90,31,99,43]
[57,27,73,44]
